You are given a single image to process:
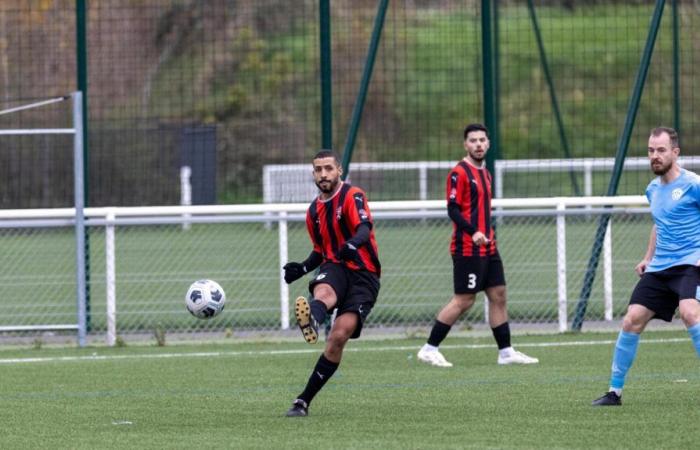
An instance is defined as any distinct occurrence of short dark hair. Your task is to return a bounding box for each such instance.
[650,126,679,148]
[463,123,489,140]
[313,149,341,164]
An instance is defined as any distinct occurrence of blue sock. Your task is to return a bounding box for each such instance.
[610,331,640,390]
[688,323,700,358]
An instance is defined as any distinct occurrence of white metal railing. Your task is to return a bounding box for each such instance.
[0,196,649,343]
[494,156,700,198]
[261,157,700,204]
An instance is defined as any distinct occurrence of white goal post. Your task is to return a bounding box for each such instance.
[0,92,87,346]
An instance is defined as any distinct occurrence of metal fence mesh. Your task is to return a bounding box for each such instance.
[2,1,699,207]
[0,205,652,342]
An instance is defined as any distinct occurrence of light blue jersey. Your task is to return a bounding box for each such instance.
[646,168,700,272]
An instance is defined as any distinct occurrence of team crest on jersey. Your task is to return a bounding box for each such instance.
[336,206,343,220]
[671,188,683,201]
[449,188,457,200]
[359,208,368,220]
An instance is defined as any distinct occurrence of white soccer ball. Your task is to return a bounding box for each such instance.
[185,279,226,319]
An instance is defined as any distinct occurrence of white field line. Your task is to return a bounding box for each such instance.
[0,337,689,365]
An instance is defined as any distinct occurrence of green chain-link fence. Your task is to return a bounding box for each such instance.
[2,1,698,208]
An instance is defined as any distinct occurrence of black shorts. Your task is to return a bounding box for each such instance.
[308,263,380,339]
[629,265,700,322]
[452,251,506,294]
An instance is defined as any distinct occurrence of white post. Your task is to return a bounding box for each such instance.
[494,161,503,198]
[484,294,489,326]
[105,209,117,346]
[556,202,568,332]
[263,166,273,229]
[72,91,87,347]
[603,219,613,321]
[584,160,593,213]
[419,164,428,201]
[278,211,290,330]
[180,166,192,230]
[494,161,503,227]
[583,160,593,196]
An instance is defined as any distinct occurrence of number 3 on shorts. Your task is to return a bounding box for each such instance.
[467,273,477,289]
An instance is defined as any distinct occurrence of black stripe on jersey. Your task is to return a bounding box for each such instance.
[308,200,323,251]
[324,195,340,260]
[461,161,480,256]
[449,170,463,256]
[476,168,491,240]
[337,185,353,240]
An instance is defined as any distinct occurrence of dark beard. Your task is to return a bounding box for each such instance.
[315,179,337,193]
[651,162,670,176]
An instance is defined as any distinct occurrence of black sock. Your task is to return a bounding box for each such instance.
[298,354,339,405]
[310,299,327,324]
[427,320,452,347]
[491,322,511,350]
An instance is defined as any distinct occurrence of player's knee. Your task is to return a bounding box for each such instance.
[487,289,506,306]
[327,329,351,351]
[679,302,700,327]
[621,314,646,333]
[313,284,336,303]
[452,294,475,311]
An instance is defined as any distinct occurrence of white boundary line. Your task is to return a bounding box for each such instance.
[0,337,689,365]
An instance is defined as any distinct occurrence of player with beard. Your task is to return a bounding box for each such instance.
[592,126,700,406]
[283,150,380,417]
[417,123,539,367]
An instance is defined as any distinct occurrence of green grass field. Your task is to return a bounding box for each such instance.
[0,329,697,449]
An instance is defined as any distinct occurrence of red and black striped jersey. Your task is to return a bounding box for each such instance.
[305,182,381,276]
[446,160,497,257]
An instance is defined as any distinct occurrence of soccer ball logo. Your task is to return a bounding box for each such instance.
[185,279,226,319]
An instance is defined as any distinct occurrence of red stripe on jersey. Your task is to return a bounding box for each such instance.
[446,161,497,257]
[306,183,381,276]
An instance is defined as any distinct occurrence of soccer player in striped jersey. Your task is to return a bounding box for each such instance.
[417,123,538,367]
[592,127,700,406]
[283,150,380,417]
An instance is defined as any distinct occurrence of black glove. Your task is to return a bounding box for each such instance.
[338,242,359,262]
[283,262,307,284]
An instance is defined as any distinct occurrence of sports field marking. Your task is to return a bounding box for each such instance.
[0,337,689,366]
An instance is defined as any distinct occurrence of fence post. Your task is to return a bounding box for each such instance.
[603,219,613,321]
[278,211,290,330]
[556,202,568,332]
[105,208,117,346]
[180,166,192,230]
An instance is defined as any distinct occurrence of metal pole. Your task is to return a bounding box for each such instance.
[481,0,498,176]
[278,211,290,330]
[341,0,390,180]
[73,91,87,347]
[672,0,680,137]
[76,0,92,332]
[105,209,116,346]
[526,0,580,196]
[572,0,666,331]
[320,0,333,149]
